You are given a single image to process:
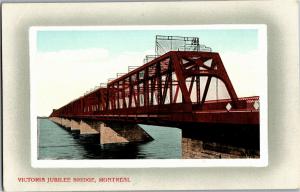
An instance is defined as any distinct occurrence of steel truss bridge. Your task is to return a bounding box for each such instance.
[50,51,259,128]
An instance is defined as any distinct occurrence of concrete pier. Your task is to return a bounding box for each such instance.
[61,118,71,129]
[103,122,153,144]
[49,117,153,145]
[70,119,81,132]
[78,120,100,134]
[49,117,62,125]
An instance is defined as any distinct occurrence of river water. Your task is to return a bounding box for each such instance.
[38,118,182,159]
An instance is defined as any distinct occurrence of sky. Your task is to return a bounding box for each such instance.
[31,26,265,116]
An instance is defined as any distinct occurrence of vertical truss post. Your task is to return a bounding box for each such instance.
[144,67,149,107]
[98,92,102,111]
[201,76,212,105]
[122,80,127,109]
[81,97,84,114]
[171,52,192,104]
[173,85,179,103]
[162,61,171,104]
[129,76,133,108]
[117,82,120,109]
[196,76,200,103]
[150,78,155,105]
[169,65,173,104]
[105,88,109,111]
[137,72,140,107]
[111,85,115,110]
[97,90,101,112]
[156,62,162,105]
[188,76,195,95]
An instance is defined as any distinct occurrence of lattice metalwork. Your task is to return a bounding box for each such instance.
[155,35,212,56]
[143,55,159,64]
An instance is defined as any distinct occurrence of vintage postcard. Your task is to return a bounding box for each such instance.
[29,25,268,167]
[3,1,300,191]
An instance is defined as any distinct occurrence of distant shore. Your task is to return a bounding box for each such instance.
[37,116,49,119]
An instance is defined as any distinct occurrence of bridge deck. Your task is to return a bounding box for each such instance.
[59,96,259,126]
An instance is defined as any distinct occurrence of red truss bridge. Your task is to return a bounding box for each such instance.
[50,50,259,128]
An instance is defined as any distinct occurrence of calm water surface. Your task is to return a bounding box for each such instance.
[38,118,181,159]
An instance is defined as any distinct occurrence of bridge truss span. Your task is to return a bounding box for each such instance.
[50,51,259,127]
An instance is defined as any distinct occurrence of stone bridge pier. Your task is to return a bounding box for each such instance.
[49,117,153,145]
[181,124,260,159]
[49,117,259,159]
